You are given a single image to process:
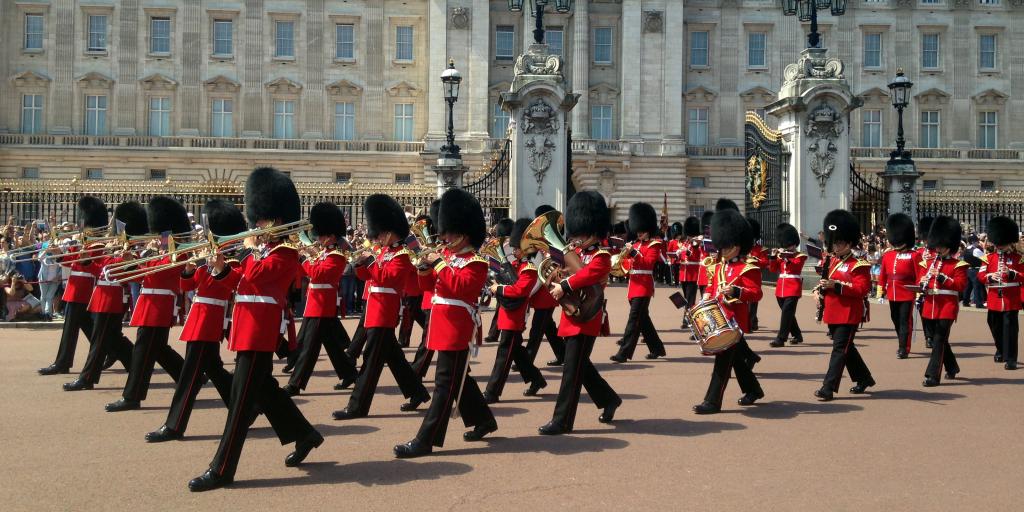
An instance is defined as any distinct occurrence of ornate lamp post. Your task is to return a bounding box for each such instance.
[782,0,847,48]
[507,0,574,45]
[439,58,462,162]
[881,67,920,217]
[887,68,914,165]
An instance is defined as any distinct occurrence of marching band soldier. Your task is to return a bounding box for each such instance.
[539,191,622,435]
[398,218,429,348]
[746,217,768,332]
[411,200,441,378]
[525,204,566,367]
[696,210,715,297]
[879,213,920,359]
[667,222,682,289]
[39,196,106,375]
[814,209,876,401]
[712,199,763,370]
[692,204,765,414]
[394,188,497,458]
[611,202,666,363]
[678,216,702,327]
[768,222,806,347]
[978,216,1022,370]
[915,217,936,349]
[188,167,324,492]
[483,218,515,344]
[105,196,188,412]
[919,216,967,386]
[284,202,359,396]
[63,202,148,391]
[146,199,244,442]
[333,194,430,420]
[483,218,547,402]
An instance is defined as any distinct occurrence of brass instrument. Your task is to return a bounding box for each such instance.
[919,251,941,289]
[609,243,638,279]
[481,236,525,310]
[520,211,603,321]
[813,252,834,323]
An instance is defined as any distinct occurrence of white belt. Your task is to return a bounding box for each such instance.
[236,294,278,305]
[631,270,653,275]
[70,271,96,280]
[370,286,398,294]
[778,274,803,279]
[96,280,120,287]
[432,296,482,329]
[993,282,1020,288]
[193,296,229,308]
[309,283,335,290]
[925,289,959,296]
[140,287,176,297]
[680,262,700,266]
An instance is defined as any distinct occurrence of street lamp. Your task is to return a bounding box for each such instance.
[440,58,462,161]
[887,68,914,163]
[507,0,573,45]
[783,0,846,48]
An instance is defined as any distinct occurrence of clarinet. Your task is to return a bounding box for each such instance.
[815,252,833,323]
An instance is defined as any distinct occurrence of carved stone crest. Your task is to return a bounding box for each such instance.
[521,99,560,194]
[783,48,845,87]
[900,180,914,214]
[514,44,563,77]
[449,7,469,30]
[804,103,844,195]
[643,11,663,33]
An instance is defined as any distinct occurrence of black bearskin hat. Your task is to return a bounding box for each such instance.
[364,194,409,240]
[510,218,532,254]
[203,199,247,237]
[535,204,555,217]
[823,209,861,249]
[77,196,108,229]
[611,221,628,237]
[496,218,515,238]
[776,223,800,249]
[701,211,714,236]
[885,213,916,248]
[438,188,486,249]
[987,216,1019,246]
[711,209,753,254]
[114,201,148,237]
[244,166,300,226]
[683,216,701,237]
[147,196,191,235]
[715,198,740,212]
[628,202,658,235]
[309,202,346,239]
[428,199,441,237]
[669,222,684,239]
[918,217,934,242]
[746,217,762,240]
[565,191,610,239]
[927,216,962,251]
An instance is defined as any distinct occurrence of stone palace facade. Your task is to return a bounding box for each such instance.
[3,0,1024,220]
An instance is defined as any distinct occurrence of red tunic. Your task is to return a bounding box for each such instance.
[355,243,414,328]
[749,244,769,269]
[666,239,680,266]
[918,257,968,320]
[557,245,610,337]
[227,243,300,352]
[677,238,702,283]
[88,255,128,314]
[58,243,104,304]
[496,259,538,331]
[179,262,242,342]
[627,239,662,299]
[821,255,871,325]
[878,249,921,302]
[706,258,763,333]
[768,251,807,298]
[129,256,182,328]
[302,250,346,318]
[696,243,712,287]
[529,271,559,309]
[418,268,436,311]
[977,250,1024,312]
[425,249,488,351]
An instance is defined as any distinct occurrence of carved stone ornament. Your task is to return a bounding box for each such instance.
[521,99,560,195]
[203,75,240,93]
[449,7,469,30]
[783,48,845,87]
[514,44,563,78]
[804,103,844,195]
[643,11,663,33]
[900,180,914,214]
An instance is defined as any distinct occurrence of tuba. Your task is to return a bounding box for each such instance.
[521,210,603,321]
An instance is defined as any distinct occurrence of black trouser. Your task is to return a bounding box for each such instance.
[670,263,680,286]
[345,327,427,415]
[122,326,184,402]
[889,300,914,354]
[923,319,959,381]
[164,341,233,434]
[775,296,803,343]
[398,296,425,347]
[289,317,358,390]
[616,297,664,359]
[822,324,873,392]
[416,348,494,447]
[550,335,619,432]
[209,350,318,480]
[51,301,94,370]
[486,330,544,398]
[987,310,1019,362]
[78,312,133,384]
[345,315,367,360]
[411,310,434,377]
[681,281,698,318]
[525,308,565,364]
[484,309,500,342]
[703,338,762,406]
[749,302,760,331]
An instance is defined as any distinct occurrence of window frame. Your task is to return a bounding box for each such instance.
[22,167,40,179]
[21,94,44,135]
[690,30,709,68]
[593,26,614,65]
[861,109,883,148]
[212,19,234,57]
[148,96,172,137]
[149,16,172,56]
[393,103,415,142]
[979,33,997,72]
[394,173,412,185]
[335,172,352,184]
[495,25,516,62]
[84,168,104,180]
[274,20,296,59]
[977,111,998,149]
[86,14,108,53]
[747,31,768,70]
[922,179,938,191]
[545,27,564,58]
[84,94,108,135]
[590,104,614,140]
[273,99,297,139]
[210,98,234,137]
[395,25,414,62]
[24,13,44,51]
[919,110,941,149]
[687,107,710,147]
[335,23,355,61]
[921,33,941,70]
[980,180,996,191]
[148,169,167,181]
[863,32,882,69]
[492,102,511,138]
[334,101,356,141]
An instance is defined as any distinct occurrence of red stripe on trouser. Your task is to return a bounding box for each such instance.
[217,355,255,475]
[172,343,206,431]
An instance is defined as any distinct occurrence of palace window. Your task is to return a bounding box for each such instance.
[861,109,882,148]
[87,15,107,51]
[979,34,997,70]
[273,100,296,139]
[919,110,940,148]
[690,31,709,67]
[335,172,351,183]
[336,24,354,60]
[148,97,172,136]
[747,32,767,69]
[863,33,882,68]
[395,173,412,185]
[84,95,107,135]
[921,33,940,69]
[978,111,998,149]
[150,17,171,54]
[148,169,166,180]
[593,27,613,65]
[85,168,103,180]
[496,25,515,61]
[591,104,613,140]
[981,180,996,191]
[395,26,414,61]
[22,168,40,179]
[922,180,938,191]
[21,94,43,134]
[492,103,510,138]
[394,103,415,141]
[24,14,44,50]
[545,28,563,57]
[334,102,355,141]
[688,108,709,146]
[211,99,233,137]
[689,205,706,219]
[689,177,707,189]
[275,21,295,58]
[213,20,233,56]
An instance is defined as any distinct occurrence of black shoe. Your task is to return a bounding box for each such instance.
[334,377,356,391]
[400,390,431,412]
[145,426,183,443]
[609,354,627,364]
[615,338,624,346]
[538,421,569,435]
[814,388,834,401]
[285,431,324,467]
[102,355,117,371]
[748,354,762,369]
[38,364,69,376]
[789,338,803,345]
[394,438,432,458]
[769,340,785,348]
[482,391,499,404]
[599,397,622,423]
[923,378,940,387]
[849,377,876,394]
[63,378,93,391]
[692,401,721,415]
[188,469,232,492]
[945,371,958,380]
[897,351,908,360]
[463,422,497,441]
[546,359,563,367]
[524,377,547,397]
[105,398,141,412]
[1005,361,1018,370]
[925,339,934,349]
[995,353,1005,363]
[283,384,300,396]
[332,407,366,420]
[483,337,498,344]
[737,390,765,406]
[281,363,295,374]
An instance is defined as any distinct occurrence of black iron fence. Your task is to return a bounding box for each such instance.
[463,138,512,225]
[918,190,1024,234]
[849,164,889,233]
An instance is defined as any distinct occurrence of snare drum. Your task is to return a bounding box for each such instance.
[686,299,741,355]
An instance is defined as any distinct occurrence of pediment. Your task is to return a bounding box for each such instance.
[203,75,240,93]
[857,87,890,104]
[739,86,775,103]
[684,85,717,102]
[326,79,363,96]
[139,73,178,91]
[972,88,1008,106]
[914,88,951,106]
[265,77,303,94]
[588,83,621,104]
[386,81,421,97]
[10,70,51,87]
[76,71,114,88]
[489,81,512,96]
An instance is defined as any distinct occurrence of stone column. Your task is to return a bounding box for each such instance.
[50,0,76,134]
[426,0,449,144]
[241,0,265,137]
[662,2,684,151]
[179,2,203,135]
[570,0,590,138]
[619,0,641,140]
[113,0,140,136]
[0,0,11,133]
[466,0,491,139]
[364,4,385,140]
[767,48,861,237]
[302,0,326,139]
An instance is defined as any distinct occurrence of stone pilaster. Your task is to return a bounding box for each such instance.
[619,0,641,140]
[1011,10,1024,149]
[113,0,139,136]
[0,0,11,133]
[241,0,265,137]
[364,4,385,140]
[426,0,449,141]
[50,0,76,134]
[570,0,590,138]
[950,10,971,147]
[662,1,684,144]
[179,1,202,135]
[716,4,739,145]
[467,0,490,138]
[302,0,325,139]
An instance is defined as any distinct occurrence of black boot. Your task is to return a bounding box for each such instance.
[285,431,324,467]
[332,407,366,420]
[599,397,622,423]
[849,377,876,394]
[38,364,69,375]
[105,398,141,412]
[538,421,569,435]
[400,390,432,412]
[394,438,432,458]
[737,390,765,406]
[523,377,547,396]
[188,469,233,492]
[692,401,721,415]
[145,425,183,443]
[814,388,834,401]
[63,378,94,391]
[463,421,498,441]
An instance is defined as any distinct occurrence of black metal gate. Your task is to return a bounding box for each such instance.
[849,163,889,234]
[463,138,512,225]
[744,112,788,247]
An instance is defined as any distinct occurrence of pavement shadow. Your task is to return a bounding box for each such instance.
[866,389,965,403]
[758,371,824,382]
[184,423,379,442]
[575,417,746,437]
[437,434,629,457]
[592,363,655,372]
[490,406,529,417]
[947,376,1024,386]
[737,400,863,420]
[230,459,474,489]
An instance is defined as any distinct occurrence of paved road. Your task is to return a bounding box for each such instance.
[2,286,1020,511]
